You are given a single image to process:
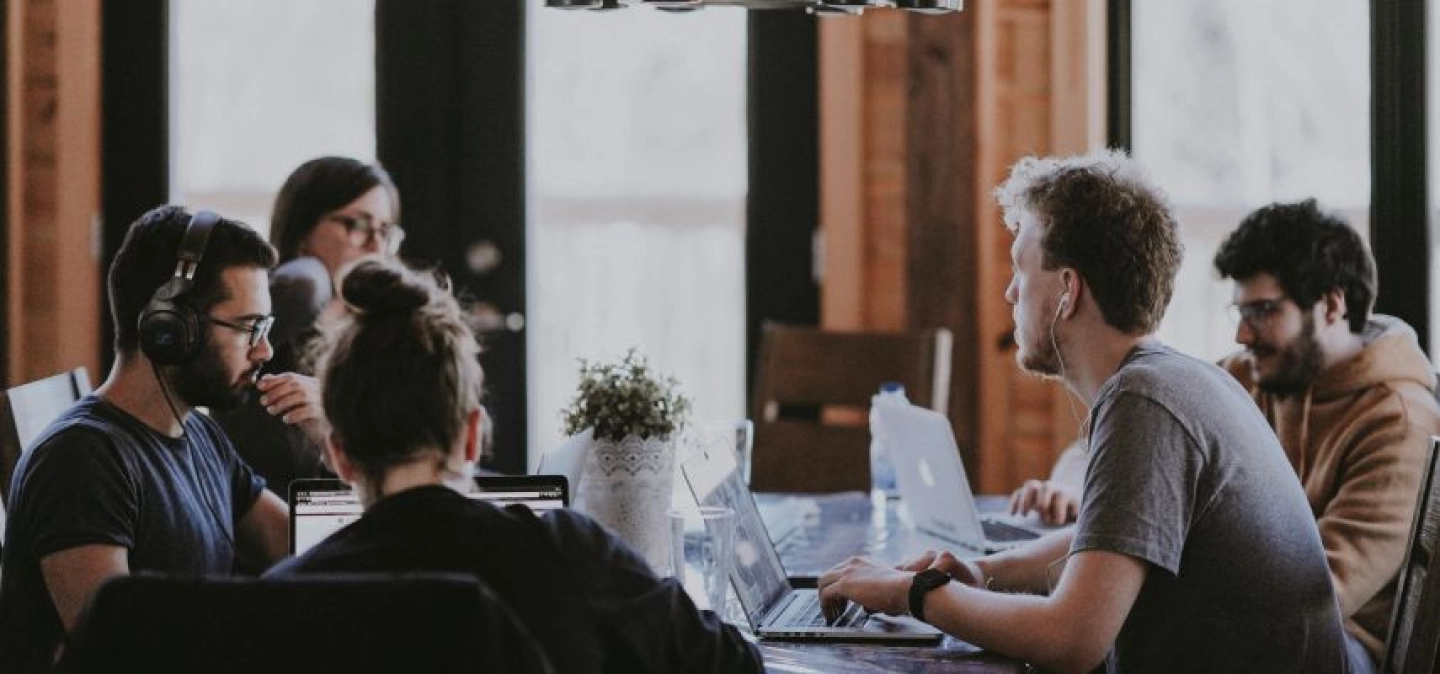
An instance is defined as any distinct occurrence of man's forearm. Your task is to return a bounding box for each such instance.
[975,529,1075,595]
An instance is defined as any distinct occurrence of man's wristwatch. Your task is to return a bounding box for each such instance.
[908,568,952,623]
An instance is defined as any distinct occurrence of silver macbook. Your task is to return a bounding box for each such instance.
[875,402,1052,554]
[287,475,569,555]
[680,441,943,642]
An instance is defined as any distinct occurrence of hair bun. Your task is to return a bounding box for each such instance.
[340,258,428,318]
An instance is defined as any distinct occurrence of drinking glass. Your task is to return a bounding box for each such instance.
[669,506,736,613]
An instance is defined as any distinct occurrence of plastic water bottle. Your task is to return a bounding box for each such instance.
[869,381,909,496]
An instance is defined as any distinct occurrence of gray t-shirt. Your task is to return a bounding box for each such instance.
[1073,343,1348,674]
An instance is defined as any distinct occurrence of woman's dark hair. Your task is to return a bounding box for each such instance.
[270,157,400,263]
[316,259,483,486]
[1214,199,1375,334]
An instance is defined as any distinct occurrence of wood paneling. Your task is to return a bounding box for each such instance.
[819,0,1104,493]
[7,0,102,385]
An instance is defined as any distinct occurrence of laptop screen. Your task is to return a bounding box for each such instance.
[680,443,791,630]
[288,475,570,555]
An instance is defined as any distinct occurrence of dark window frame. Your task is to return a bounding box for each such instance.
[1107,0,1429,352]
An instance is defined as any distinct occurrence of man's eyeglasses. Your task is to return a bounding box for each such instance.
[204,314,275,349]
[1226,298,1289,331]
[326,214,405,255]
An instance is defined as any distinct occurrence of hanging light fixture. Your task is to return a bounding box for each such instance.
[546,0,961,13]
[894,0,960,13]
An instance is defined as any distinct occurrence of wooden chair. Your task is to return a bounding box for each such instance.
[0,367,92,502]
[1381,436,1440,673]
[56,573,554,674]
[748,323,952,493]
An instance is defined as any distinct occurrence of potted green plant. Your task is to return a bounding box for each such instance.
[562,349,691,443]
[560,349,691,572]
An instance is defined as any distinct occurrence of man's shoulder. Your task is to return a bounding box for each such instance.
[22,400,132,468]
[1108,344,1238,401]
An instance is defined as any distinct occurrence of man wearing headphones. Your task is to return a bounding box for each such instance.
[0,205,289,673]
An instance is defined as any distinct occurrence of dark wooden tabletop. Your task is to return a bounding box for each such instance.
[750,491,1030,674]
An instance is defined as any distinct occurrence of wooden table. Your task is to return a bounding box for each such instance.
[748,491,1030,674]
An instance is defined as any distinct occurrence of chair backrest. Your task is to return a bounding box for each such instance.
[56,572,553,674]
[0,367,92,501]
[748,322,953,493]
[0,367,92,549]
[1382,436,1440,674]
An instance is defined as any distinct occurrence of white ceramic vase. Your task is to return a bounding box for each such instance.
[573,432,677,574]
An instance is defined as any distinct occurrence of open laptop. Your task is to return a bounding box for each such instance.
[680,441,942,642]
[288,475,569,555]
[875,401,1051,554]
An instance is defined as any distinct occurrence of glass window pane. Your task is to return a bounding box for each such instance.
[1134,0,1369,362]
[171,2,375,237]
[528,9,748,463]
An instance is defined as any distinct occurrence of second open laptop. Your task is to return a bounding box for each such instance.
[288,475,569,555]
[874,401,1052,554]
[680,440,942,642]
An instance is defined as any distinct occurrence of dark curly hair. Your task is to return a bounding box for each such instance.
[1213,199,1374,334]
[996,151,1183,334]
[108,205,277,353]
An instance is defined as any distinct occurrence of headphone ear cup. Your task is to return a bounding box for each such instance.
[139,278,202,366]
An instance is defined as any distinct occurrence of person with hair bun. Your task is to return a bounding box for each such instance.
[215,156,403,499]
[265,258,762,674]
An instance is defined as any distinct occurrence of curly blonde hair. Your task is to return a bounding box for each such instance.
[996,150,1183,334]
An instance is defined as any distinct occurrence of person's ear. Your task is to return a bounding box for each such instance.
[462,408,482,464]
[1058,270,1076,313]
[1323,289,1348,326]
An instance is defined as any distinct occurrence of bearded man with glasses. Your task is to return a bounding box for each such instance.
[0,206,290,674]
[1012,199,1440,674]
[1211,199,1440,672]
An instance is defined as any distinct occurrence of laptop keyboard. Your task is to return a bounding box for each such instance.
[981,518,1040,543]
[775,592,866,629]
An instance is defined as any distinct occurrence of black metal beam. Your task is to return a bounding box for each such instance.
[375,0,527,473]
[1370,0,1429,351]
[746,11,819,400]
[1106,0,1131,152]
[101,0,170,370]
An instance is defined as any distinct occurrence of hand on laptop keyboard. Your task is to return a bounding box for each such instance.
[817,556,912,623]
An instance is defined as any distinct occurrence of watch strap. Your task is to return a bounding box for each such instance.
[908,568,952,623]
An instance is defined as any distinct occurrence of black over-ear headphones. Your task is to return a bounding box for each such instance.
[138,210,220,366]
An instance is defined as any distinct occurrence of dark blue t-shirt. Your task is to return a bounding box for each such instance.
[0,395,265,673]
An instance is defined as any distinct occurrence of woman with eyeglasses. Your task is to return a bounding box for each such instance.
[215,156,404,504]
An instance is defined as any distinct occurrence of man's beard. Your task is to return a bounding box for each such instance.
[168,343,258,411]
[1016,310,1063,378]
[1254,313,1325,397]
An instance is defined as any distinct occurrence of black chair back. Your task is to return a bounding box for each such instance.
[1381,437,1440,673]
[57,573,553,674]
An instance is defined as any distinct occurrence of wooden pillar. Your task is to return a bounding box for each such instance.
[819,0,1105,493]
[6,0,103,385]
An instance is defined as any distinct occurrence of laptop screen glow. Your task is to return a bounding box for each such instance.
[288,476,569,555]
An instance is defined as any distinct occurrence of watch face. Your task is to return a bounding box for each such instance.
[916,568,951,587]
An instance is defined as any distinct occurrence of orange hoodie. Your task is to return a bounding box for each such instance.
[1222,314,1440,663]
